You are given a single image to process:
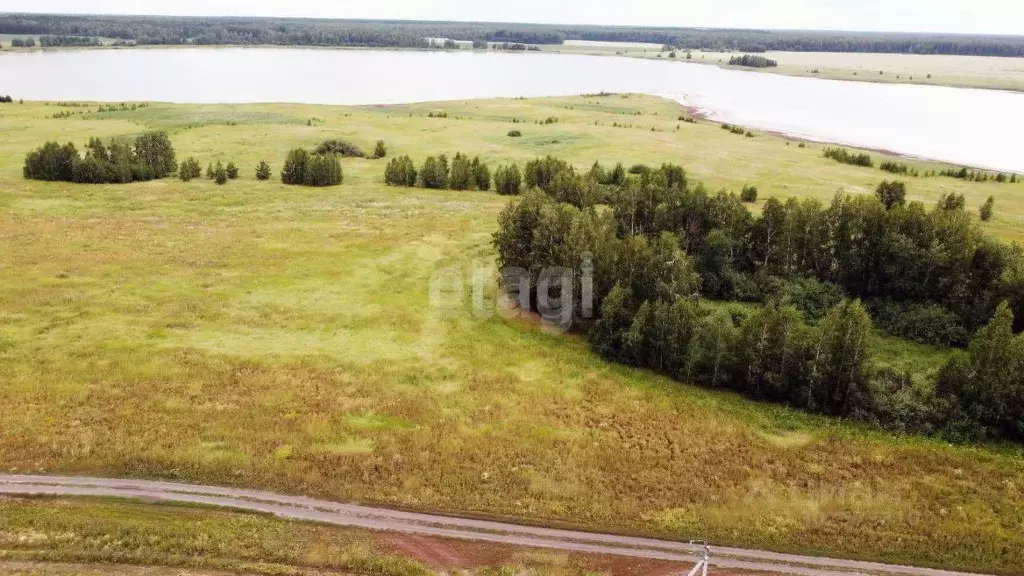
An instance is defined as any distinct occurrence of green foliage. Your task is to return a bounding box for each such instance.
[281,148,309,185]
[179,157,202,181]
[372,140,387,159]
[980,196,995,222]
[206,163,215,179]
[213,161,228,185]
[938,192,966,211]
[740,185,758,203]
[255,160,272,180]
[449,153,473,190]
[880,160,918,176]
[935,303,1024,441]
[23,131,176,184]
[225,162,239,179]
[823,147,873,167]
[419,155,449,189]
[494,163,522,195]
[507,129,522,137]
[729,54,778,68]
[315,139,365,158]
[873,300,968,347]
[10,37,36,47]
[472,156,491,191]
[303,154,344,187]
[383,155,417,187]
[875,180,907,210]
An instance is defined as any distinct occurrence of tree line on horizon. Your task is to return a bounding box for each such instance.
[4,14,1024,57]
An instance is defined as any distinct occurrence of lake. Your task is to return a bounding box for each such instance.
[1,47,1022,172]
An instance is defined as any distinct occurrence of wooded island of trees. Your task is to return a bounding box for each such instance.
[484,155,1024,444]
[3,13,1024,56]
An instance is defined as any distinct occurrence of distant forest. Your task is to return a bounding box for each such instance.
[3,13,1024,57]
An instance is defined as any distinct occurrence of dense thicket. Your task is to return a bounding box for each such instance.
[384,153,492,191]
[315,139,365,158]
[728,54,778,68]
[823,147,873,167]
[39,35,101,47]
[5,14,1024,56]
[492,155,1024,442]
[23,131,176,184]
[281,148,343,187]
[10,37,35,47]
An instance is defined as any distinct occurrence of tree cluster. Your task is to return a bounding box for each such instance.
[823,147,873,167]
[0,95,14,103]
[281,148,343,187]
[493,157,1024,442]
[10,37,35,47]
[940,166,1016,184]
[23,131,176,184]
[728,54,778,68]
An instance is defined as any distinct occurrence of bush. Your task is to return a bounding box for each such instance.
[449,153,473,190]
[214,161,228,185]
[23,131,176,184]
[980,196,995,222]
[524,156,570,191]
[472,157,491,191]
[372,140,387,159]
[507,129,522,137]
[383,155,417,187]
[225,162,239,180]
[763,276,847,323]
[875,180,907,210]
[255,161,272,180]
[823,147,873,167]
[23,141,77,181]
[315,139,364,158]
[206,163,215,179]
[494,163,522,195]
[740,185,758,203]
[179,157,202,181]
[420,155,449,189]
[628,164,648,175]
[281,149,309,185]
[302,154,344,187]
[873,300,968,347]
[729,54,778,68]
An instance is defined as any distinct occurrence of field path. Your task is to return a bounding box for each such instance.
[0,475,990,576]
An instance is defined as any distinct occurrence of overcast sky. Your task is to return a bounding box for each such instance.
[1,0,1022,35]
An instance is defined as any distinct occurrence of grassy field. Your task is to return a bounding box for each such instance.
[544,41,1024,93]
[1,95,1023,574]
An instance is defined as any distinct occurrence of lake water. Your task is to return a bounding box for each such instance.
[2,47,1022,172]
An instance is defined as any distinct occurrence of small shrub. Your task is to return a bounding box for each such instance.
[302,154,343,187]
[494,163,522,195]
[179,157,202,182]
[315,139,364,158]
[628,164,648,175]
[740,185,758,203]
[823,147,873,167]
[383,155,417,187]
[507,129,522,137]
[225,162,239,180]
[206,163,215,179]
[980,196,995,222]
[372,140,387,159]
[214,162,228,185]
[255,161,272,180]
[875,180,907,210]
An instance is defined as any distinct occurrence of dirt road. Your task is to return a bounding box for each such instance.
[0,475,990,576]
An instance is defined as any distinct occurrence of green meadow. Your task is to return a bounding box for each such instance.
[0,95,1022,574]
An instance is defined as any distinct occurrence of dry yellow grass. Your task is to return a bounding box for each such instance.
[0,96,1022,574]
